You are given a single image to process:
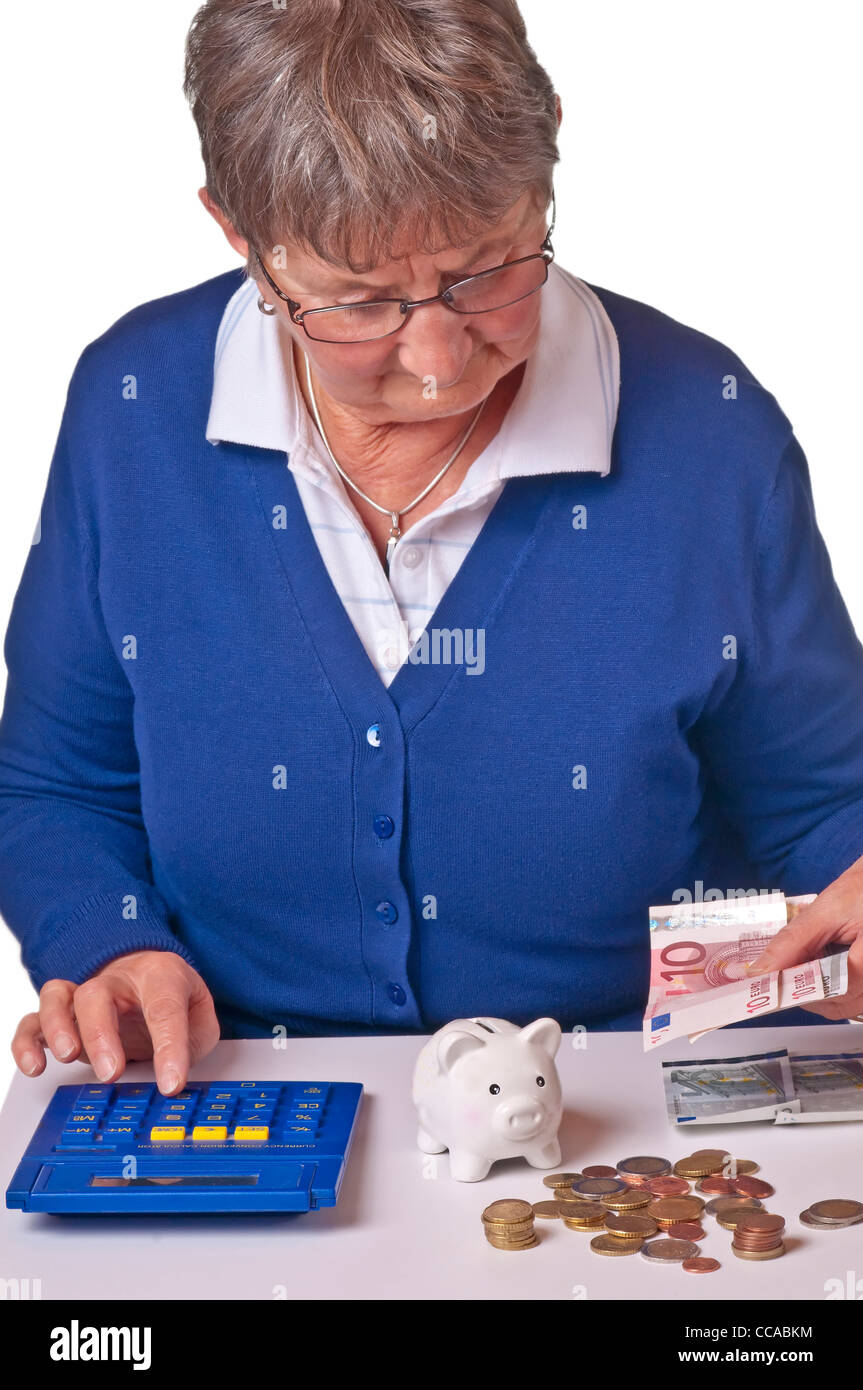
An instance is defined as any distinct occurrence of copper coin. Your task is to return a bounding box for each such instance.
[647,1177,691,1196]
[736,1212,785,1235]
[619,1173,652,1188]
[682,1257,721,1274]
[667,1222,705,1240]
[581,1165,619,1179]
[734,1176,774,1199]
[698,1177,738,1195]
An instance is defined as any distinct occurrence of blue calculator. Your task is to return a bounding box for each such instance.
[6,1079,363,1214]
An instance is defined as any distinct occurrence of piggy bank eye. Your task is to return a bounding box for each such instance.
[489,1083,500,1095]
[536,1076,546,1087]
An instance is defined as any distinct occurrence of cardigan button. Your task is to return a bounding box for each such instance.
[366,724,382,747]
[376,901,398,925]
[373,815,395,839]
[387,983,407,1006]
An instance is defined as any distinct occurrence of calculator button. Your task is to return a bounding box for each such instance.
[101,1126,137,1138]
[233,1126,269,1142]
[150,1126,186,1142]
[192,1125,228,1142]
[77,1085,113,1100]
[59,1127,97,1145]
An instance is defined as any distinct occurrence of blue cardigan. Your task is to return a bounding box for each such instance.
[2,269,862,1038]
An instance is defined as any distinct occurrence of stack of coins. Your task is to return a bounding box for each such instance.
[673,1149,730,1180]
[799,1198,863,1230]
[705,1196,764,1228]
[481,1199,538,1251]
[731,1212,786,1260]
[615,1155,672,1188]
[559,1199,607,1232]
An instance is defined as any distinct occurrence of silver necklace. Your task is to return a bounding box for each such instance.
[304,351,487,574]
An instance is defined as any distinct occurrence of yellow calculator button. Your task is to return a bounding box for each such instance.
[233,1125,269,1142]
[149,1126,186,1142]
[192,1125,227,1143]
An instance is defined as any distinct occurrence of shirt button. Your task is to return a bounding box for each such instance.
[373,815,395,839]
[376,901,398,925]
[402,546,423,569]
[366,724,382,747]
[387,982,407,1006]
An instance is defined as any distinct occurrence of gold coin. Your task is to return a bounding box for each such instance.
[562,1213,606,1229]
[485,1236,539,1251]
[542,1173,582,1189]
[674,1158,721,1179]
[482,1199,534,1225]
[590,1234,644,1256]
[600,1189,652,1211]
[732,1242,786,1260]
[648,1197,705,1223]
[557,1198,606,1219]
[532,1200,565,1220]
[728,1159,759,1176]
[603,1213,658,1238]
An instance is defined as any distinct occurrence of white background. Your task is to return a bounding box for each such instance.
[0,1,860,1093]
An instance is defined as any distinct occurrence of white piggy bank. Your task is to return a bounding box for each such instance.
[412,1016,563,1181]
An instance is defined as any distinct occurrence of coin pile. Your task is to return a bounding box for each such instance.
[732,1212,786,1260]
[799,1199,863,1231]
[481,1199,538,1251]
[482,1154,862,1271]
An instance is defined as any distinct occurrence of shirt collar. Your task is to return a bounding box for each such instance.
[206,262,619,479]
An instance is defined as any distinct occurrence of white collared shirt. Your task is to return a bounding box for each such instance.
[206,263,620,685]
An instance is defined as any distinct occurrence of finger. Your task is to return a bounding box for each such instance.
[73,979,126,1083]
[137,968,193,1095]
[747,901,840,974]
[187,985,221,1065]
[11,1012,48,1076]
[38,979,82,1062]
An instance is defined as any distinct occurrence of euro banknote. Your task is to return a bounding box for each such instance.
[643,892,848,1050]
[663,1047,863,1125]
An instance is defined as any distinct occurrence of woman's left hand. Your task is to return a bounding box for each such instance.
[747,855,863,1020]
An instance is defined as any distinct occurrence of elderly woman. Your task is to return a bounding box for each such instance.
[3,0,863,1097]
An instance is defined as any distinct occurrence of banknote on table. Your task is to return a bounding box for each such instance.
[662,1047,863,1125]
[642,892,850,1050]
[773,1051,863,1123]
[662,1048,798,1124]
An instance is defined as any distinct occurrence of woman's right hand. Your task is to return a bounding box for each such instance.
[10,950,220,1095]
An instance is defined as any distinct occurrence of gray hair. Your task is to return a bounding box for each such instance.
[184,0,560,278]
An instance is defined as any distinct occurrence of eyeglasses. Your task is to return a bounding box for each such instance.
[254,192,556,344]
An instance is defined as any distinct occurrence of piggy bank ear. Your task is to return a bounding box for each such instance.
[437,1028,486,1075]
[518,1017,562,1057]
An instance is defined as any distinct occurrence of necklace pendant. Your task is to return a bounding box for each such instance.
[384,514,401,576]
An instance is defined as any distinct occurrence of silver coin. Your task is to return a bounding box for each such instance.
[641,1237,701,1263]
[808,1199,863,1224]
[616,1156,672,1178]
[704,1196,763,1218]
[799,1207,863,1230]
[571,1177,628,1200]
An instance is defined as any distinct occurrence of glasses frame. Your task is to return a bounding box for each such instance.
[254,190,556,344]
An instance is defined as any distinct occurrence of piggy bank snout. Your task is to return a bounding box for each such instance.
[492,1094,550,1140]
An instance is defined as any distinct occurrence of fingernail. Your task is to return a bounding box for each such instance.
[747,958,770,974]
[54,1032,76,1059]
[20,1052,40,1075]
[93,1054,115,1081]
[160,1068,180,1095]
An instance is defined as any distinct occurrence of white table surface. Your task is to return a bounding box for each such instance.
[1,1025,861,1301]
